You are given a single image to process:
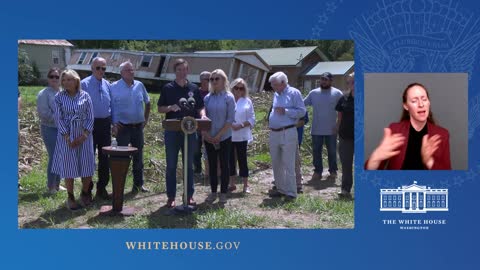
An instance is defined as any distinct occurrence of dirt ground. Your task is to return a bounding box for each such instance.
[18,165,353,229]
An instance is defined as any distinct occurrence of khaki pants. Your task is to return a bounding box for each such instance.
[269,128,298,197]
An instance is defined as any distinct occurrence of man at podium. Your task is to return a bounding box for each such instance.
[157,58,207,208]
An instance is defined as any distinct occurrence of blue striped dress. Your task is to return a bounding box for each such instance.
[51,90,95,178]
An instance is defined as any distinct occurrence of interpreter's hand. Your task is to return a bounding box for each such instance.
[421,134,441,169]
[201,115,210,120]
[231,123,242,131]
[169,104,181,112]
[274,107,286,115]
[366,128,405,170]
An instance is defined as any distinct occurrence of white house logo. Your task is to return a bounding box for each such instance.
[380,181,448,213]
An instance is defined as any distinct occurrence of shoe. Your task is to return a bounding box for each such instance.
[57,185,67,191]
[166,198,176,208]
[132,185,150,194]
[95,188,112,200]
[284,195,296,202]
[66,193,80,211]
[205,193,217,203]
[338,190,352,199]
[18,183,24,191]
[228,185,237,192]
[311,172,321,181]
[66,199,81,211]
[297,187,304,194]
[219,193,228,203]
[188,197,197,206]
[243,186,251,194]
[268,190,283,198]
[329,172,338,179]
[79,191,92,207]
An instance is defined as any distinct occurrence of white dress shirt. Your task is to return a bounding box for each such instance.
[232,97,255,142]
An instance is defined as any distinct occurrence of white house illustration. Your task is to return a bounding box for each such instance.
[380,181,448,213]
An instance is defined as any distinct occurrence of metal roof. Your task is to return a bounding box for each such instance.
[304,61,354,76]
[196,46,327,66]
[255,46,320,66]
[18,39,74,47]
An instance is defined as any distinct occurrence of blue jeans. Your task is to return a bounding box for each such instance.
[40,125,61,188]
[312,135,338,174]
[165,131,195,199]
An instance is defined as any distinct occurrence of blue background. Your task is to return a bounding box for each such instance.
[4,0,480,269]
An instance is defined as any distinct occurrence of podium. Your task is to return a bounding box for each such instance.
[162,117,211,213]
[99,146,138,216]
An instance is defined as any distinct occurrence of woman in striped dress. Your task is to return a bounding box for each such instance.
[52,69,95,210]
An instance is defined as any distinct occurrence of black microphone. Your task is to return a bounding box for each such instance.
[187,97,196,110]
[179,98,188,109]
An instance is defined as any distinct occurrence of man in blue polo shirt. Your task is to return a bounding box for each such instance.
[111,61,151,194]
[81,57,112,200]
[158,58,206,208]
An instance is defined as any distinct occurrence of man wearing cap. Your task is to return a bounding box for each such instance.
[304,72,343,180]
[81,57,112,200]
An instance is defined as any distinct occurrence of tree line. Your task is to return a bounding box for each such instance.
[19,40,353,85]
[72,40,353,61]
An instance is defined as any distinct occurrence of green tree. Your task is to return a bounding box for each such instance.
[18,49,35,85]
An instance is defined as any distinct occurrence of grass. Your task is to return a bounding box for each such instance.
[18,85,353,229]
[283,195,354,227]
[195,208,267,229]
[19,86,43,105]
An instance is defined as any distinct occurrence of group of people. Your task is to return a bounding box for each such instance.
[34,56,355,211]
[266,71,355,200]
[36,58,151,210]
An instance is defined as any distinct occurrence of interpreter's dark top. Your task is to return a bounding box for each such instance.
[335,93,354,140]
[158,80,204,119]
[401,124,428,170]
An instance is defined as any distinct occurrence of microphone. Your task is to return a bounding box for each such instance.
[179,98,188,109]
[187,97,196,110]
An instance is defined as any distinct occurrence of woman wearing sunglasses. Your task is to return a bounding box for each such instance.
[203,69,235,204]
[36,67,64,194]
[228,78,255,194]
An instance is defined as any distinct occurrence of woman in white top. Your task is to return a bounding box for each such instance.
[229,78,255,193]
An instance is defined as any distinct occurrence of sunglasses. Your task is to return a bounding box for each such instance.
[233,86,245,91]
[48,75,60,79]
[209,77,221,82]
[95,66,107,71]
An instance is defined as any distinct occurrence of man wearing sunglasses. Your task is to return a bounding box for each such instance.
[80,57,112,200]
